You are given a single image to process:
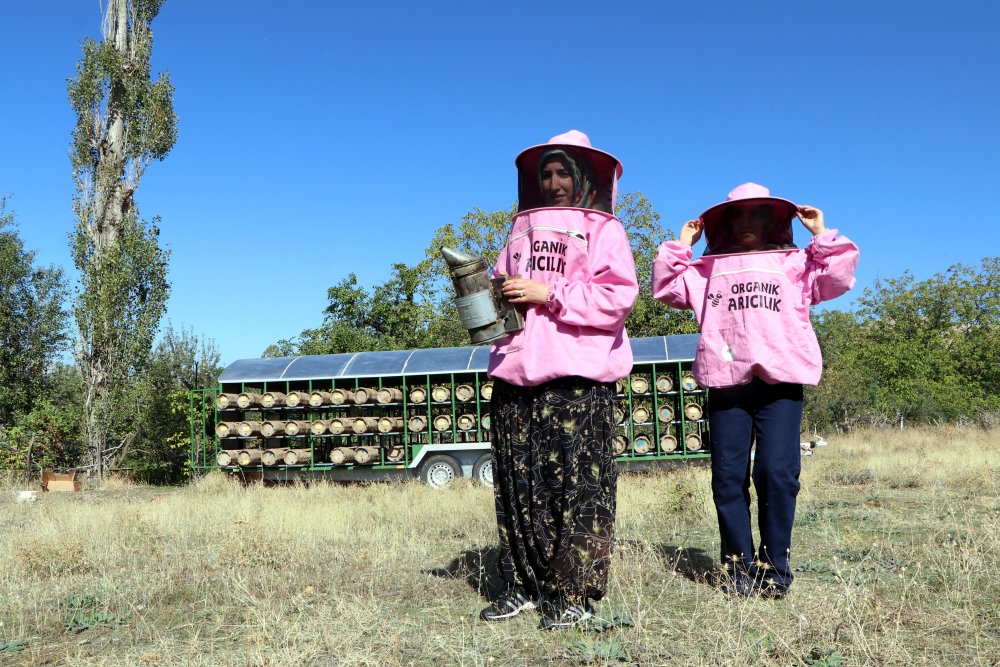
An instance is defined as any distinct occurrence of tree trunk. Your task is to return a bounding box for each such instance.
[260,448,286,466]
[309,391,333,407]
[260,421,285,437]
[456,414,477,431]
[283,448,312,465]
[329,447,355,465]
[216,393,240,409]
[237,449,262,466]
[376,387,403,404]
[285,391,310,408]
[377,417,405,433]
[354,446,378,465]
[217,450,236,466]
[351,417,379,434]
[352,387,380,404]
[261,391,286,408]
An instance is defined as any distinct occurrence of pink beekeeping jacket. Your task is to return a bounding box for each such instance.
[652,230,859,388]
[488,207,639,387]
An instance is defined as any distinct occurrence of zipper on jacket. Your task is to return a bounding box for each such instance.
[509,226,588,247]
[710,267,786,279]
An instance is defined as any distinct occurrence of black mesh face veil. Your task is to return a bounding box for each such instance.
[703,201,798,255]
[536,149,595,209]
[516,145,618,213]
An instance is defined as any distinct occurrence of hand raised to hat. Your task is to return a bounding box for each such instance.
[501,276,549,305]
[797,206,827,236]
[679,219,704,247]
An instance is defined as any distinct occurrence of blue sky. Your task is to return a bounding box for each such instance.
[2,1,998,365]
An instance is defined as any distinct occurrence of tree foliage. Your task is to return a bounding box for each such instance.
[614,193,698,337]
[267,194,695,357]
[264,264,444,356]
[0,200,70,421]
[128,325,222,483]
[68,0,176,476]
[0,364,83,478]
[806,258,1000,431]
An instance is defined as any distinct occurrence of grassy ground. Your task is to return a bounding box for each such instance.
[1,427,998,666]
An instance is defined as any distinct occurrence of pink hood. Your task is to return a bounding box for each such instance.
[515,130,622,213]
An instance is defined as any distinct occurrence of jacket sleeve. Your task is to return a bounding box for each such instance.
[544,221,638,331]
[652,241,700,310]
[492,244,510,277]
[804,229,859,305]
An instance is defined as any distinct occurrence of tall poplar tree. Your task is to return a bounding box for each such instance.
[67,0,176,477]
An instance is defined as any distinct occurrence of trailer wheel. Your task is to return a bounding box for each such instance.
[419,455,461,489]
[472,454,494,487]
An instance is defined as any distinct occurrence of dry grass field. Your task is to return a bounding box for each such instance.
[1,428,998,666]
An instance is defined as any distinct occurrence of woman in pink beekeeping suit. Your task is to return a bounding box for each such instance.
[478,131,638,629]
[652,183,859,598]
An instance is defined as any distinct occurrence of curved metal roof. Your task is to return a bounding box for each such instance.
[219,334,699,384]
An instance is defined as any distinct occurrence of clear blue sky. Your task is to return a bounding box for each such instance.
[2,1,998,365]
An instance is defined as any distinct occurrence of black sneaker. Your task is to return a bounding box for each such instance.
[538,600,592,630]
[720,574,790,599]
[759,581,790,599]
[719,575,757,598]
[479,589,538,622]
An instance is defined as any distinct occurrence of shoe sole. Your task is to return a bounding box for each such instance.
[720,584,790,599]
[539,610,591,630]
[480,600,536,622]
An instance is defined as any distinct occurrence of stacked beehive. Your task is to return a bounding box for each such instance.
[211,365,708,469]
[212,377,494,468]
[613,369,709,457]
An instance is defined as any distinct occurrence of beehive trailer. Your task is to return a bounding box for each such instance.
[189,334,710,487]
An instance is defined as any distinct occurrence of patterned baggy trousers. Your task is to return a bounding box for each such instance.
[489,377,619,605]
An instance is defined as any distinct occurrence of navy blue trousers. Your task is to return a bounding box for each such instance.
[707,377,803,589]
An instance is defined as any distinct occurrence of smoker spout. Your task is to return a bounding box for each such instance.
[440,246,479,268]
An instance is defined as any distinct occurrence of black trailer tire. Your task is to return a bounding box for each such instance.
[472,453,494,487]
[419,455,462,489]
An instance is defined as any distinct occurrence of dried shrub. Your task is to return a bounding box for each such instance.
[823,468,877,486]
[11,534,92,578]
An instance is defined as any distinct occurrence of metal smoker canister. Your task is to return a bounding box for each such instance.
[441,246,524,345]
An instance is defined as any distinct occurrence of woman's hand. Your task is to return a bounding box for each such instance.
[501,277,549,305]
[679,219,704,247]
[797,206,827,236]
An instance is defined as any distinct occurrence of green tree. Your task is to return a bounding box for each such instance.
[855,270,975,425]
[807,257,1000,431]
[265,264,445,356]
[805,309,873,432]
[0,199,70,422]
[128,325,222,483]
[944,257,1000,412]
[0,364,82,478]
[614,192,698,337]
[67,0,176,477]
[269,194,696,357]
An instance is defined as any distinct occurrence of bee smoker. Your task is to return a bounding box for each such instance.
[440,246,524,345]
